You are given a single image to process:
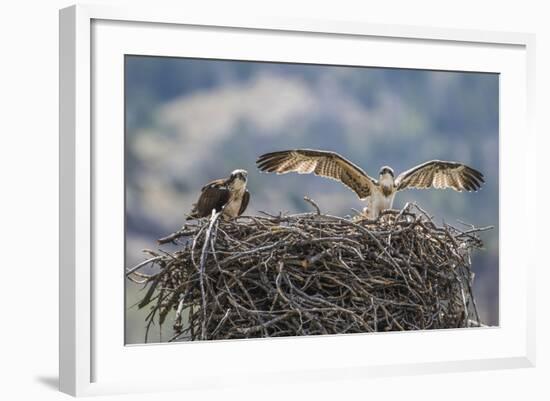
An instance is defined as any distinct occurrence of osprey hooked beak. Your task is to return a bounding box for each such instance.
[230,169,248,183]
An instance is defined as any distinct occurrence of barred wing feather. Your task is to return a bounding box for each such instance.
[256,149,377,199]
[395,160,484,192]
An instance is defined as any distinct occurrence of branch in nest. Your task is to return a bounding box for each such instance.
[303,196,321,215]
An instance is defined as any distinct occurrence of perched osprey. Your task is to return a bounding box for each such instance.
[256,149,484,219]
[187,169,250,220]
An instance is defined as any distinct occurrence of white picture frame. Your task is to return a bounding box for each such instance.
[59,4,536,397]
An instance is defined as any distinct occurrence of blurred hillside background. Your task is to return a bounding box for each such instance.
[125,55,499,344]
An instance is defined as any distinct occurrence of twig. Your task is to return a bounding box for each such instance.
[157,227,200,245]
[303,196,321,215]
[126,256,162,276]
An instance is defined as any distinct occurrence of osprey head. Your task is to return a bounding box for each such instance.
[379,166,395,178]
[229,169,248,184]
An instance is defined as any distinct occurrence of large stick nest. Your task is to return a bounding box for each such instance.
[127,200,490,342]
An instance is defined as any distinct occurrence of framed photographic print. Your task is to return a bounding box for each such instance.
[59,4,536,396]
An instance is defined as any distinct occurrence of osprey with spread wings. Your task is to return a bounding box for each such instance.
[256,149,484,219]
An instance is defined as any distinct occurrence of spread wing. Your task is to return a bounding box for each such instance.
[256,149,377,199]
[187,179,231,219]
[395,160,485,192]
[238,190,250,216]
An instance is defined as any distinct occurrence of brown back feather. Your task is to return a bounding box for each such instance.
[238,190,250,216]
[187,179,231,219]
